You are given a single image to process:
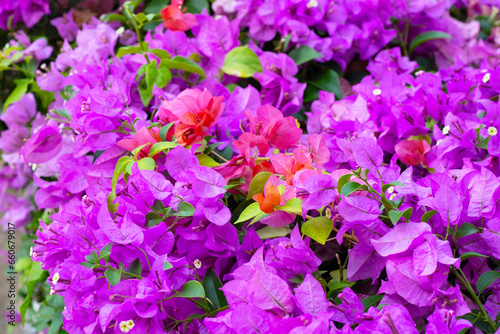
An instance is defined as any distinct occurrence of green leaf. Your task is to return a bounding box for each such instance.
[275,198,302,215]
[149,141,178,156]
[202,269,228,311]
[457,222,479,239]
[137,157,155,170]
[151,48,171,60]
[125,259,142,276]
[197,154,221,167]
[361,295,384,311]
[4,78,31,111]
[231,199,254,224]
[222,46,263,78]
[139,59,172,106]
[382,181,405,192]
[288,46,323,65]
[30,81,54,109]
[476,271,500,293]
[135,12,147,24]
[105,267,121,286]
[145,0,168,13]
[116,45,141,57]
[107,191,118,213]
[409,31,452,54]
[340,182,362,197]
[85,251,98,263]
[235,202,262,224]
[302,217,333,245]
[163,56,206,78]
[101,13,128,24]
[421,210,437,223]
[306,69,341,100]
[99,243,112,262]
[256,225,291,239]
[52,109,71,120]
[146,212,163,227]
[177,281,205,298]
[112,156,133,191]
[402,207,413,220]
[20,261,46,324]
[460,252,489,261]
[247,172,272,200]
[388,207,412,225]
[388,210,404,225]
[249,212,270,225]
[163,260,173,270]
[175,201,195,217]
[184,0,210,13]
[47,313,63,334]
[337,174,353,193]
[159,123,174,141]
[327,280,355,292]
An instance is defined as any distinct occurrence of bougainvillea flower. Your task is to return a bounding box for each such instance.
[395,139,431,166]
[253,181,281,214]
[116,126,161,160]
[159,89,224,146]
[20,121,62,164]
[161,0,197,32]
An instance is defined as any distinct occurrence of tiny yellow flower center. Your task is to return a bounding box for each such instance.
[373,88,382,96]
[488,126,498,136]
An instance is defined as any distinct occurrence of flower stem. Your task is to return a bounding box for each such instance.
[451,266,497,331]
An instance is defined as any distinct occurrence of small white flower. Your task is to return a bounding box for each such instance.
[436,139,443,146]
[488,126,498,136]
[482,73,491,84]
[389,193,396,200]
[50,288,56,295]
[115,27,125,36]
[29,247,33,256]
[52,272,60,285]
[307,0,318,8]
[442,125,450,135]
[119,320,135,333]
[386,186,395,194]
[194,259,202,269]
[373,88,382,96]
[415,70,424,76]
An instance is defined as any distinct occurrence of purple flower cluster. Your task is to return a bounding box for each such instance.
[2,0,500,333]
[0,0,50,29]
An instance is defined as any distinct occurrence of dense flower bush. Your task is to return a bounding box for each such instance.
[2,0,500,333]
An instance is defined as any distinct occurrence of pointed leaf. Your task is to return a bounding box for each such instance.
[247,172,272,200]
[302,217,333,245]
[105,267,121,286]
[340,182,362,197]
[222,46,263,78]
[409,31,452,54]
[476,271,500,293]
[288,46,323,65]
[177,281,206,298]
[235,202,262,224]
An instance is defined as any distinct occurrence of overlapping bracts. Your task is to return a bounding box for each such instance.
[2,0,500,333]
